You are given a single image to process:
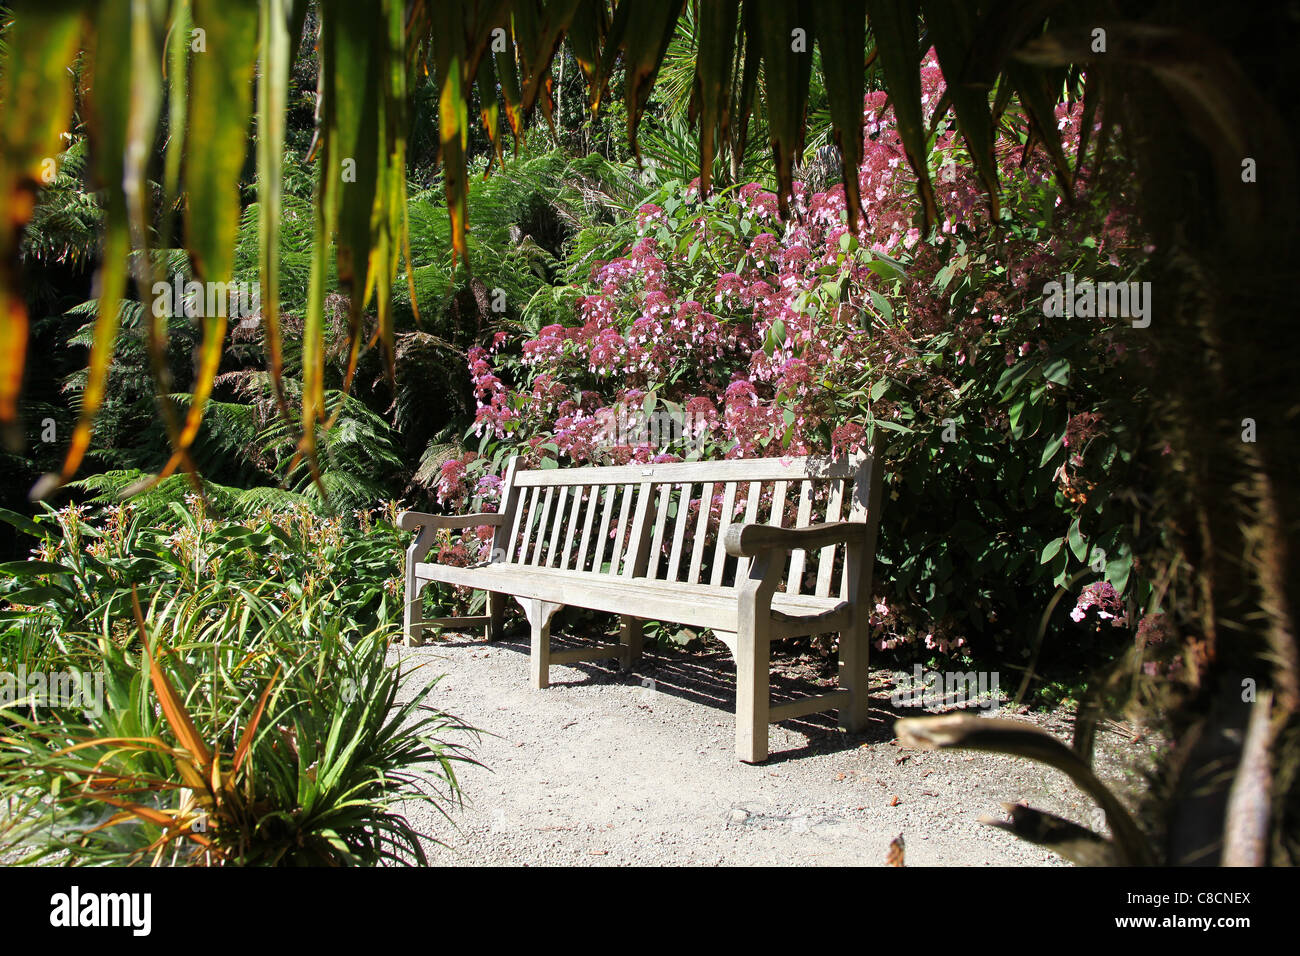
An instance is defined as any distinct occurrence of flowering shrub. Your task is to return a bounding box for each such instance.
[431,53,1163,673]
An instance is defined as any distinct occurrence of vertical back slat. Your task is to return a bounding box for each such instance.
[710,482,738,587]
[546,487,568,567]
[531,487,555,565]
[622,480,656,578]
[744,481,762,522]
[785,480,814,594]
[501,464,527,564]
[576,485,598,573]
[769,480,788,528]
[647,484,671,578]
[559,485,583,570]
[515,487,538,563]
[666,483,692,582]
[688,482,714,584]
[815,479,846,597]
[593,484,616,572]
[733,481,764,580]
[611,484,635,574]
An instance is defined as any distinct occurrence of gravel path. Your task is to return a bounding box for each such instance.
[393,625,1145,866]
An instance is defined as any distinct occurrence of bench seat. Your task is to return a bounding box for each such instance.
[414,562,852,637]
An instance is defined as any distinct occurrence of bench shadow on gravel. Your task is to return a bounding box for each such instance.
[430,624,900,764]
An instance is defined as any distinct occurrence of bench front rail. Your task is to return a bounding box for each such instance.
[400,453,883,762]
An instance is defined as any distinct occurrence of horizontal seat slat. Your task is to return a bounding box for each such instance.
[414,561,849,612]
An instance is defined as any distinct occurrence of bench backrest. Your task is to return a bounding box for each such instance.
[490,453,882,601]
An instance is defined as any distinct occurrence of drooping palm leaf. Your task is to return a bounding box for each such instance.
[0,1,84,450]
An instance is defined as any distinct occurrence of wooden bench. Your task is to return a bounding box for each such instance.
[398,453,883,762]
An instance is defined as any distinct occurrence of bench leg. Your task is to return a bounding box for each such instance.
[837,619,870,733]
[520,598,562,689]
[735,618,771,763]
[487,591,505,641]
[404,579,426,647]
[618,616,643,670]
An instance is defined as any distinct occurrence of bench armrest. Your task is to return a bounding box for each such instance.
[724,520,860,558]
[398,510,506,532]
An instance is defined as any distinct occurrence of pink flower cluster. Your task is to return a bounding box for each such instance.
[1070,581,1126,626]
[469,345,517,439]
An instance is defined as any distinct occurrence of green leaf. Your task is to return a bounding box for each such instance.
[868,289,895,323]
[0,1,85,443]
[1042,357,1070,385]
[1067,517,1086,562]
[1105,547,1132,596]
[256,0,295,423]
[770,316,786,351]
[1009,394,1027,432]
[0,560,69,577]
[3,585,72,604]
[1040,428,1066,467]
[871,418,914,434]
[163,0,191,214]
[0,507,48,539]
[1006,60,1074,197]
[867,257,905,283]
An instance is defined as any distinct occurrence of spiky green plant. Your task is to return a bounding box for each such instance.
[1,590,475,866]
